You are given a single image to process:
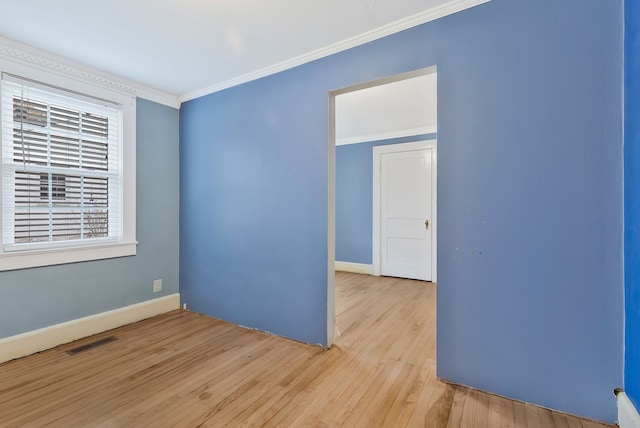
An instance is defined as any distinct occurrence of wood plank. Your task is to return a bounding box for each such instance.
[446,386,465,428]
[512,399,529,428]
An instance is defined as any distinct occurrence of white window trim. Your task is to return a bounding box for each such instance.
[0,56,137,271]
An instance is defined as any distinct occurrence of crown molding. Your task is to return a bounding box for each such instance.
[336,126,437,146]
[0,36,180,109]
[180,0,491,102]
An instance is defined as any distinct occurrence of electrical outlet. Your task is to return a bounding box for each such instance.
[153,279,162,293]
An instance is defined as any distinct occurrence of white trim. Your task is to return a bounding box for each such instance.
[335,261,374,275]
[327,94,336,348]
[180,0,491,102]
[619,392,640,428]
[0,293,180,364]
[0,36,179,108]
[336,126,437,146]
[373,139,437,281]
[0,241,138,271]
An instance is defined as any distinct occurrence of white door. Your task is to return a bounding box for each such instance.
[375,141,435,281]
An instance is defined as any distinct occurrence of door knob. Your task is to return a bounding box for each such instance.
[425,219,429,230]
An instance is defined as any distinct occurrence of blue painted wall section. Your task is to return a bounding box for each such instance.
[180,77,329,345]
[336,134,435,265]
[179,1,623,421]
[0,99,180,339]
[625,0,640,412]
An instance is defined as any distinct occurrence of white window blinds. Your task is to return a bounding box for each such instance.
[1,75,123,251]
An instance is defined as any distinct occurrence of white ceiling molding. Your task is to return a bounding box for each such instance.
[336,126,438,146]
[180,0,490,102]
[0,36,180,109]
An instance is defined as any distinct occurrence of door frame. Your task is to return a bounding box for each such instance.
[373,139,437,282]
[327,66,437,347]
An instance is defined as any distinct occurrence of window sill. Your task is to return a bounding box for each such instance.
[0,241,137,271]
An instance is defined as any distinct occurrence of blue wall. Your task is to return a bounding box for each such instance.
[180,76,329,345]
[625,0,640,412]
[0,99,180,339]
[180,0,623,421]
[336,134,435,265]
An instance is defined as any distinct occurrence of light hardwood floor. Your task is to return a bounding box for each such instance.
[0,272,612,427]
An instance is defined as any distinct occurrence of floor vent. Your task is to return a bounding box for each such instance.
[66,336,118,355]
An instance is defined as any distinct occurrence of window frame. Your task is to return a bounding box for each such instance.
[0,60,137,271]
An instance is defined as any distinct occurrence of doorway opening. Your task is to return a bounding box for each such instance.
[327,66,437,346]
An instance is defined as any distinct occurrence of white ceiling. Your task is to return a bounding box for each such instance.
[0,0,487,102]
[336,73,437,145]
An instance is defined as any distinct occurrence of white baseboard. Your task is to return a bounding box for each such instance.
[619,391,640,428]
[335,261,374,275]
[0,294,180,364]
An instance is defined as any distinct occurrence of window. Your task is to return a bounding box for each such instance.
[40,174,66,201]
[0,72,136,270]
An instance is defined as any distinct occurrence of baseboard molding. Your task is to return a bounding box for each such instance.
[0,294,180,364]
[619,391,640,428]
[335,261,374,275]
